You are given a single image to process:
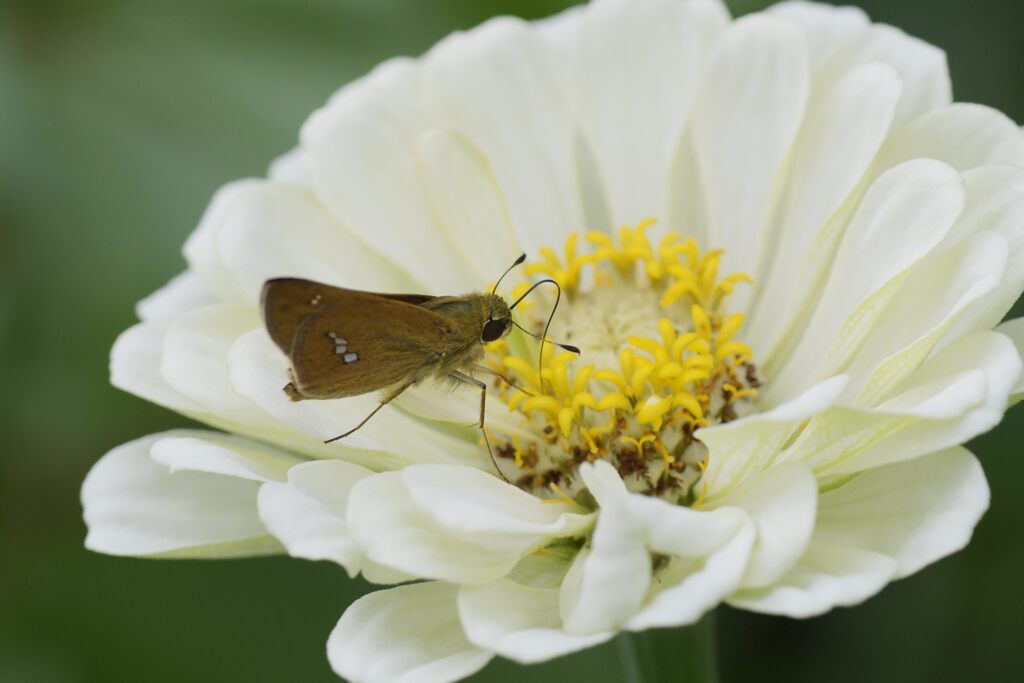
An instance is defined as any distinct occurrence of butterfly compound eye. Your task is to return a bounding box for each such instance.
[481,318,508,342]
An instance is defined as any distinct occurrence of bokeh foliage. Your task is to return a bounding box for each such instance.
[1,1,1022,681]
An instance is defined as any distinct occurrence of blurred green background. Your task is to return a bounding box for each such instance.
[2,0,1022,681]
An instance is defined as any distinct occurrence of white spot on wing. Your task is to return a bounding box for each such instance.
[343,352,358,364]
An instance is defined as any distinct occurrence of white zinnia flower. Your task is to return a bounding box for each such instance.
[83,0,1024,681]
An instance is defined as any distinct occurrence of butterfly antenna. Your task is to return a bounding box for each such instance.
[509,279,580,393]
[491,253,527,296]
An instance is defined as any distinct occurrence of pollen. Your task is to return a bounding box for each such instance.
[489,221,759,505]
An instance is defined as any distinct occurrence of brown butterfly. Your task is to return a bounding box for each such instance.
[261,255,577,473]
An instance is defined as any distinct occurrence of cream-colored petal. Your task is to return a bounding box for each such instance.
[413,129,523,283]
[733,447,987,616]
[626,511,753,630]
[765,159,965,403]
[995,318,1024,402]
[570,0,727,228]
[817,447,989,576]
[746,62,901,352]
[942,166,1024,338]
[215,181,416,301]
[424,18,583,255]
[690,14,809,281]
[160,304,263,421]
[395,377,533,441]
[110,322,207,416]
[227,329,484,470]
[557,514,649,634]
[728,543,896,617]
[347,470,582,585]
[577,462,755,630]
[150,432,301,482]
[135,270,213,324]
[256,460,408,583]
[876,103,1024,172]
[767,1,869,62]
[266,146,306,183]
[400,465,592,539]
[182,180,258,304]
[301,58,478,293]
[458,580,614,664]
[82,431,282,558]
[843,230,1007,404]
[329,582,493,683]
[783,331,1020,475]
[815,22,950,127]
[709,464,818,589]
[699,375,848,497]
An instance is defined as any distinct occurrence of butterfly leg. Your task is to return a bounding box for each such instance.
[449,370,509,483]
[324,381,415,444]
[469,364,534,397]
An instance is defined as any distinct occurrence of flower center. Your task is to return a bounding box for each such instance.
[486,220,760,507]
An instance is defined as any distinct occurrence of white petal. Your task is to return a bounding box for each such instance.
[708,464,818,589]
[690,14,809,281]
[215,181,416,301]
[267,146,306,183]
[817,447,990,576]
[578,462,756,630]
[557,512,649,634]
[135,270,213,324]
[82,431,281,558]
[257,459,411,583]
[843,230,1008,404]
[746,62,901,352]
[533,3,585,55]
[728,543,896,617]
[767,1,869,62]
[413,129,523,284]
[995,318,1024,401]
[784,331,1020,474]
[458,580,614,664]
[301,58,478,293]
[161,305,383,462]
[182,180,258,303]
[227,329,487,469]
[815,22,950,127]
[395,377,532,441]
[150,432,301,482]
[943,166,1024,337]
[766,159,965,402]
[424,18,583,255]
[876,103,1024,172]
[347,471,558,585]
[329,582,492,683]
[114,273,216,416]
[699,375,848,497]
[732,447,987,617]
[570,0,727,227]
[160,304,264,423]
[110,322,206,415]
[400,465,592,538]
[626,513,753,630]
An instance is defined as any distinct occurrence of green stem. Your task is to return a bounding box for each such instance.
[616,613,719,683]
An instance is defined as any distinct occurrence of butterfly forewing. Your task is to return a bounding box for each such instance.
[262,279,440,354]
[271,285,456,399]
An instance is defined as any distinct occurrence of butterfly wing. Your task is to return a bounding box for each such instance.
[262,279,456,399]
[261,279,440,354]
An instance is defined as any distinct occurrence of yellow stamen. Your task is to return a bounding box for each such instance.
[491,222,757,503]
